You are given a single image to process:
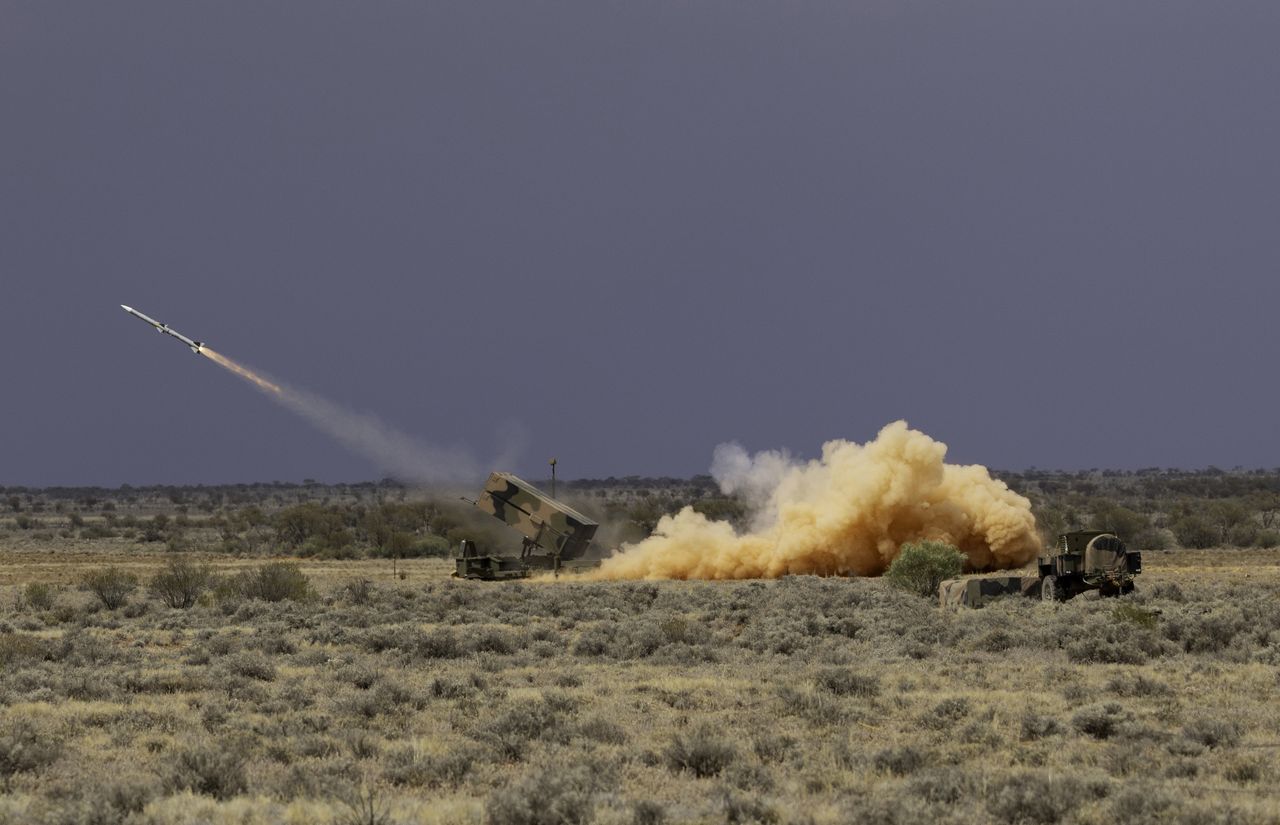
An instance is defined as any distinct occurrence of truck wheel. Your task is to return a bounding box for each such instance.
[1041,575,1059,602]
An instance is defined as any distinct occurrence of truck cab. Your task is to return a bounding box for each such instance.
[1038,530,1141,601]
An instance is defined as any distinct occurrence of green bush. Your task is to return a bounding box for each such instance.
[165,744,247,799]
[1132,527,1171,551]
[1182,716,1241,749]
[664,726,736,777]
[0,719,61,791]
[81,567,138,610]
[371,532,452,559]
[1112,603,1158,630]
[1019,713,1061,741]
[873,745,925,776]
[813,667,880,697]
[986,772,1083,825]
[885,541,965,597]
[1071,702,1131,739]
[1172,515,1218,549]
[1255,529,1280,548]
[221,562,312,603]
[1092,504,1148,541]
[632,800,666,825]
[344,577,376,605]
[1227,522,1260,548]
[21,582,55,611]
[222,651,277,682]
[141,514,169,543]
[486,767,595,825]
[0,633,49,667]
[150,557,216,609]
[921,697,971,731]
[481,705,572,761]
[80,524,119,539]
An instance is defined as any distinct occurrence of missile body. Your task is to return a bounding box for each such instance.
[120,305,206,354]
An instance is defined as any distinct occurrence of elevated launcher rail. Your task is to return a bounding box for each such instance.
[455,472,600,579]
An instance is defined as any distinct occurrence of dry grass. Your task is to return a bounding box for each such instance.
[1,546,1279,824]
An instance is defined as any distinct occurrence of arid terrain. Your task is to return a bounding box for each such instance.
[2,477,1279,824]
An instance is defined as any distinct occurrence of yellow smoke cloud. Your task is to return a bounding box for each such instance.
[591,421,1040,580]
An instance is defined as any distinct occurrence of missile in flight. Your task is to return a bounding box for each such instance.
[120,305,206,354]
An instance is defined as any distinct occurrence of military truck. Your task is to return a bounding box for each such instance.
[1039,530,1141,601]
[939,530,1142,607]
[454,472,600,580]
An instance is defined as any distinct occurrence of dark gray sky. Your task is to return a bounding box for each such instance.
[3,1,1278,486]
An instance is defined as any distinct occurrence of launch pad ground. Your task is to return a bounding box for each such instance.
[4,542,1280,588]
[2,543,1280,824]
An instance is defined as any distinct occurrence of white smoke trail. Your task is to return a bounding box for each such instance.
[202,348,485,485]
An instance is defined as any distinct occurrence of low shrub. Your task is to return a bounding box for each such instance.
[775,685,848,726]
[81,567,138,610]
[222,562,312,603]
[384,744,479,788]
[1108,786,1177,824]
[906,767,976,805]
[416,627,462,659]
[1164,606,1245,654]
[0,719,61,791]
[1254,529,1280,549]
[921,697,971,731]
[1064,622,1162,665]
[752,734,795,764]
[721,790,778,825]
[21,583,55,611]
[1071,702,1131,740]
[814,667,880,697]
[371,533,453,559]
[664,727,736,778]
[344,578,376,605]
[1105,673,1171,697]
[165,744,248,799]
[986,772,1085,825]
[1182,716,1241,749]
[1223,757,1263,784]
[1112,603,1158,629]
[577,717,627,745]
[872,745,925,776]
[150,557,216,609]
[632,800,666,825]
[470,627,517,655]
[222,651,277,682]
[0,632,49,667]
[481,706,572,761]
[1020,712,1061,741]
[486,767,595,825]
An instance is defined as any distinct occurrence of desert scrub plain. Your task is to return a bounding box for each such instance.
[0,549,1279,825]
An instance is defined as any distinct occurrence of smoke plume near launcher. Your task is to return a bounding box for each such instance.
[590,421,1042,580]
[120,304,481,484]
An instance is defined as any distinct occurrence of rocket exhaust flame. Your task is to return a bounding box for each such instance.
[200,349,282,394]
[588,421,1042,581]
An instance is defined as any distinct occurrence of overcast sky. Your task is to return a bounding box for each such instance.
[2,1,1278,486]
